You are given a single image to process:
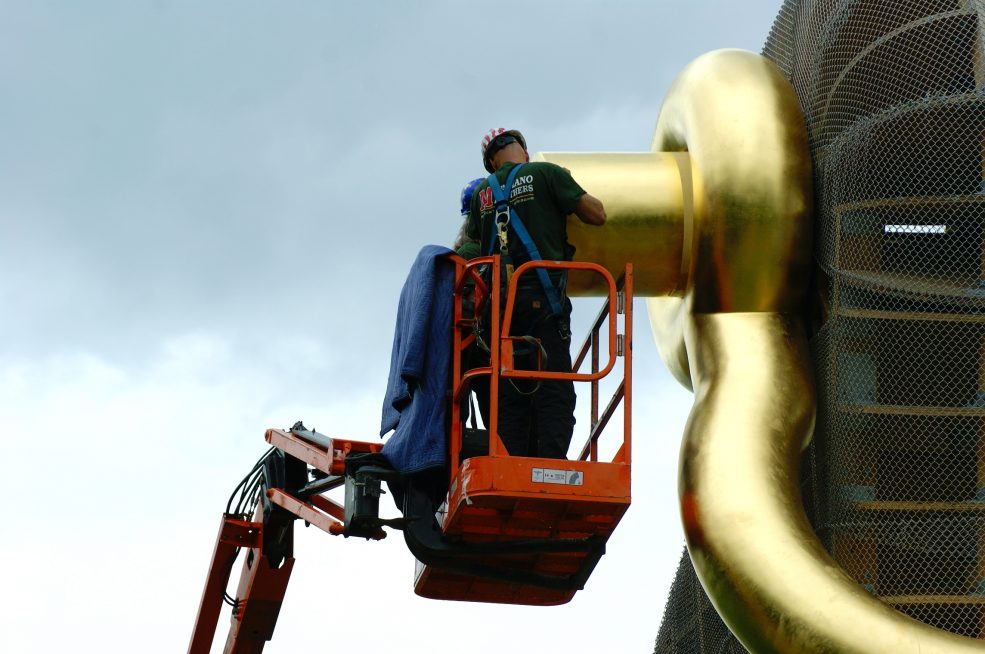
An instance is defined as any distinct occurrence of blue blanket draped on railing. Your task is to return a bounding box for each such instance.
[380,244,454,474]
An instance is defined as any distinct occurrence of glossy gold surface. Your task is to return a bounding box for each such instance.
[683,312,982,653]
[538,49,984,652]
[531,151,687,297]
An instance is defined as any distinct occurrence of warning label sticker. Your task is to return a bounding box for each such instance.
[531,467,584,486]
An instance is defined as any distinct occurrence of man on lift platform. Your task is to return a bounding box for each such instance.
[466,127,607,458]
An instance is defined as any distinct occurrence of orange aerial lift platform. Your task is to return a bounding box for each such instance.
[188,255,633,653]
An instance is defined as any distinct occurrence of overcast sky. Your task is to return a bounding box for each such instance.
[1,2,784,652]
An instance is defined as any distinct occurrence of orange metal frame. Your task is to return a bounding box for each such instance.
[449,255,633,469]
[412,257,633,605]
[188,429,384,654]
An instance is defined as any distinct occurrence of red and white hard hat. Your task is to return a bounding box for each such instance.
[481,127,527,172]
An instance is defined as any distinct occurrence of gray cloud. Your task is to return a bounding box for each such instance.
[1,0,780,365]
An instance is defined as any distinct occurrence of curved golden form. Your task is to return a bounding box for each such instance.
[538,49,984,653]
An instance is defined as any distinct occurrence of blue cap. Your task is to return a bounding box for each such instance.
[460,177,485,216]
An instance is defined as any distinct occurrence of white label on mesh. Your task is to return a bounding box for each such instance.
[531,468,584,486]
[884,224,947,234]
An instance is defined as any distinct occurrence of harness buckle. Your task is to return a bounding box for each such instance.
[496,215,510,251]
[494,203,511,226]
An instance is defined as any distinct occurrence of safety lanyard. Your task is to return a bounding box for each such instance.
[484,165,564,316]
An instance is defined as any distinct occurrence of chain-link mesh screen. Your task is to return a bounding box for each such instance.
[654,550,749,654]
[656,1,985,650]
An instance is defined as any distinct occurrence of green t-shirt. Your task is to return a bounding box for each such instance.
[466,161,586,264]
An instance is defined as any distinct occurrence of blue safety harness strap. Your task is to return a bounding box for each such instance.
[483,164,524,256]
[485,164,564,316]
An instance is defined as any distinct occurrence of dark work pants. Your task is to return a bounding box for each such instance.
[466,347,490,428]
[497,289,576,459]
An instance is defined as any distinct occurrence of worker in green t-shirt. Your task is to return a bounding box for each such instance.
[455,176,491,431]
[455,177,485,260]
[465,127,606,459]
